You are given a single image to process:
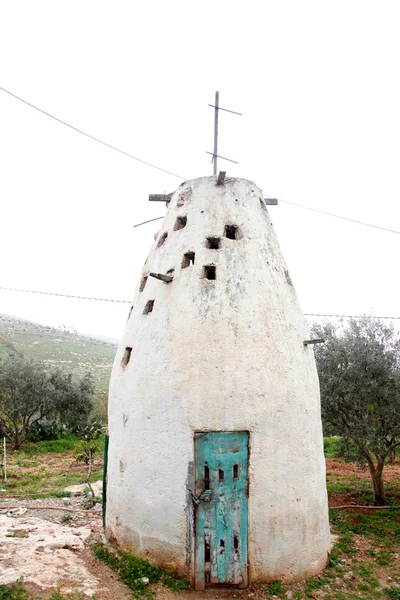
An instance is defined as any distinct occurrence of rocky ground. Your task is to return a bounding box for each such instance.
[0,496,131,599]
[0,497,257,599]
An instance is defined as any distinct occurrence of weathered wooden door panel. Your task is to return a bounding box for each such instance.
[194,432,248,589]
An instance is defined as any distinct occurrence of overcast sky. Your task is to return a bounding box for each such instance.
[1,1,399,339]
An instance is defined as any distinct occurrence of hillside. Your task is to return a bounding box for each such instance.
[0,314,117,420]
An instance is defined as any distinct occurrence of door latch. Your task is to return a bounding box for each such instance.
[188,489,212,505]
[188,489,200,505]
[199,490,212,502]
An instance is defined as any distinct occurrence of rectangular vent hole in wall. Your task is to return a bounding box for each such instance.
[202,265,216,280]
[122,347,132,366]
[259,197,267,211]
[139,276,148,292]
[218,469,224,482]
[143,300,155,315]
[182,252,195,268]
[205,535,211,565]
[174,216,187,230]
[206,237,221,249]
[225,224,241,240]
[157,232,168,248]
[204,464,210,490]
[233,464,239,479]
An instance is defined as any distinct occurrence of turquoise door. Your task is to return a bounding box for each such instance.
[194,432,249,589]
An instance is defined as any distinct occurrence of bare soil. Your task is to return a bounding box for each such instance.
[2,456,400,599]
[326,457,400,481]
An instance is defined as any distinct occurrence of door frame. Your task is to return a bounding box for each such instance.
[193,430,249,590]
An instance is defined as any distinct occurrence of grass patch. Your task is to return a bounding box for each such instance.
[3,469,103,498]
[36,437,80,454]
[93,542,190,598]
[267,580,284,595]
[1,441,104,499]
[0,580,29,600]
[385,589,400,600]
[0,580,92,600]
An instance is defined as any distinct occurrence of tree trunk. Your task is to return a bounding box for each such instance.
[365,456,386,506]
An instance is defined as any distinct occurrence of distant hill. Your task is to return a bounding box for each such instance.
[0,314,118,420]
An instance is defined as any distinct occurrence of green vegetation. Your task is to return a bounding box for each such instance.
[313,317,400,505]
[0,580,29,600]
[0,314,116,421]
[0,356,95,449]
[93,542,190,598]
[267,580,284,595]
[1,437,103,498]
[74,422,104,504]
[0,580,92,600]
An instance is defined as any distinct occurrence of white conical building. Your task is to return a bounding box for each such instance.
[106,176,330,589]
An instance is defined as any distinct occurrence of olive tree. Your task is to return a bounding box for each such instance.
[313,317,400,505]
[0,357,94,449]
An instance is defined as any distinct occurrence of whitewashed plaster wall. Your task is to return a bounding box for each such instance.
[106,176,330,583]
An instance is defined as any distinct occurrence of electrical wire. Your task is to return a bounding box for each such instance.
[1,286,400,320]
[0,85,186,180]
[135,199,400,233]
[278,199,400,236]
[304,313,400,321]
[0,286,130,303]
[2,86,400,236]
[133,216,164,228]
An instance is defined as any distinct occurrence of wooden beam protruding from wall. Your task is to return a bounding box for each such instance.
[216,171,226,186]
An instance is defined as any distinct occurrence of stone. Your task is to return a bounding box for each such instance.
[64,480,102,498]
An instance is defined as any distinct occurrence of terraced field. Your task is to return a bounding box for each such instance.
[0,314,117,419]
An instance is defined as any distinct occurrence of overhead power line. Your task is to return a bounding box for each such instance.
[1,86,399,236]
[1,286,400,321]
[279,199,400,236]
[0,85,186,180]
[0,286,130,304]
[135,199,400,234]
[134,216,164,228]
[304,313,400,321]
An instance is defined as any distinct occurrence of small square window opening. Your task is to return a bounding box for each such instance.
[202,265,216,280]
[206,237,221,249]
[157,232,168,248]
[143,300,155,315]
[174,216,187,231]
[122,347,132,366]
[182,252,195,268]
[139,276,148,292]
[225,225,241,240]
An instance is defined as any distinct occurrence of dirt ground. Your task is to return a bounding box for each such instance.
[326,457,400,481]
[1,458,400,599]
[0,497,266,600]
[0,497,131,599]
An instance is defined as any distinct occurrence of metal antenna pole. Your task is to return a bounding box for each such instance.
[213,91,219,175]
[208,92,241,173]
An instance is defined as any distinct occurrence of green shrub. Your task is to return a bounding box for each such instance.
[324,437,342,458]
[0,580,29,600]
[385,588,400,600]
[93,543,190,597]
[267,580,284,595]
